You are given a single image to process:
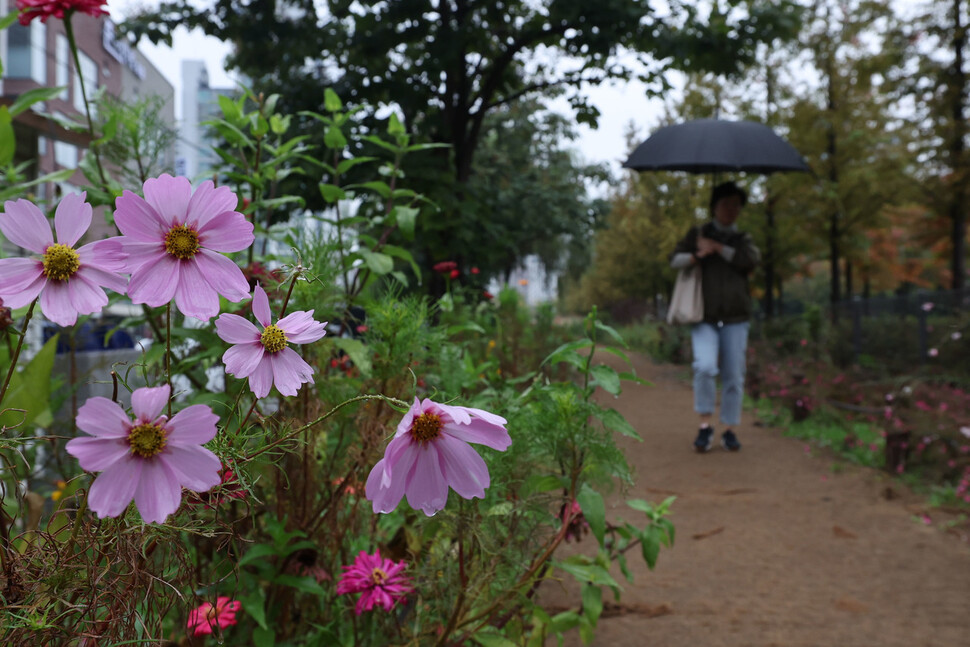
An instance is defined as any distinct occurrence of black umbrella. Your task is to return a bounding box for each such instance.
[622,118,810,175]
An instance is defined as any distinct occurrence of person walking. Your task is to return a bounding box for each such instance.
[670,181,761,452]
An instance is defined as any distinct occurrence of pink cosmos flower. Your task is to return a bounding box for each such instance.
[114,175,254,322]
[365,398,511,516]
[16,0,107,25]
[214,284,326,398]
[0,194,126,326]
[186,596,242,636]
[65,385,221,524]
[336,550,413,615]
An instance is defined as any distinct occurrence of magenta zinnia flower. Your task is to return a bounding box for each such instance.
[16,0,107,25]
[365,398,511,516]
[215,283,326,398]
[114,174,254,322]
[65,385,222,524]
[186,596,242,636]
[0,194,126,326]
[336,550,413,615]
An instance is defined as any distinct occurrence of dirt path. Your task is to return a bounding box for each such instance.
[540,353,970,647]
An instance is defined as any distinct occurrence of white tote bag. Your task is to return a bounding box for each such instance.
[666,264,703,325]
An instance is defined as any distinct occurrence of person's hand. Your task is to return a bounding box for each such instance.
[696,236,723,258]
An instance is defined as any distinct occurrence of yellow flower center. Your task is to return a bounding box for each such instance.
[164,225,200,260]
[371,567,387,585]
[260,324,288,353]
[42,243,80,281]
[128,422,167,458]
[410,412,442,444]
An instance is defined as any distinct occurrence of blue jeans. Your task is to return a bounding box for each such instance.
[691,321,750,427]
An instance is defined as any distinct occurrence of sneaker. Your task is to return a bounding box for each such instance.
[694,426,714,453]
[721,430,742,452]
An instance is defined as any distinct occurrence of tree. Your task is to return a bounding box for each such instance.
[779,0,912,310]
[126,1,803,287]
[892,0,970,292]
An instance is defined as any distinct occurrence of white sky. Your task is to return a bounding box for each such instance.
[109,4,671,178]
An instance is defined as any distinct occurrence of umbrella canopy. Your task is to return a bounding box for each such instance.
[622,118,811,175]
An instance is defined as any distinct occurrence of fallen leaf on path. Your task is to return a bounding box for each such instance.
[716,488,757,496]
[692,526,725,540]
[602,601,674,618]
[834,597,868,613]
[832,525,857,539]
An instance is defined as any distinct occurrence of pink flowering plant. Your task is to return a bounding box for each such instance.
[0,87,669,647]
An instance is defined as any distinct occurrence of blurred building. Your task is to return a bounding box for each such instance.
[176,60,239,183]
[0,5,175,201]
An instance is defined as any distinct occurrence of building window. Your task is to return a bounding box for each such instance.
[73,51,98,114]
[6,21,46,83]
[53,140,78,169]
[56,34,70,100]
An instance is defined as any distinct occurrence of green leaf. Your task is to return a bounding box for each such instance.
[0,11,18,32]
[218,94,242,122]
[253,626,276,647]
[542,339,593,367]
[0,334,58,429]
[274,574,328,596]
[324,125,347,149]
[594,320,627,347]
[240,588,269,629]
[387,112,405,136]
[593,407,641,440]
[8,86,66,117]
[640,526,662,569]
[250,113,270,137]
[237,543,280,568]
[349,180,392,199]
[0,107,13,167]
[358,250,394,275]
[335,156,377,175]
[576,485,606,546]
[548,610,581,634]
[590,364,621,395]
[521,474,564,495]
[324,88,342,112]
[319,183,346,204]
[581,584,603,628]
[555,557,619,588]
[390,205,419,239]
[626,499,654,515]
[329,337,373,378]
[380,244,421,281]
[472,631,517,647]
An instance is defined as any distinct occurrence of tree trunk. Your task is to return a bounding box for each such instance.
[764,198,776,319]
[845,259,853,299]
[949,0,967,293]
[826,41,841,317]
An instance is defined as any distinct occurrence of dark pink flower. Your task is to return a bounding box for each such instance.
[16,0,106,25]
[215,284,326,398]
[365,398,511,516]
[336,550,412,615]
[432,261,457,274]
[186,596,241,636]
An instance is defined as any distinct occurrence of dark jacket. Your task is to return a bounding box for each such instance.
[671,221,761,324]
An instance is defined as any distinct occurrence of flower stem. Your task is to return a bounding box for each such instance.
[279,268,300,318]
[61,487,89,562]
[62,14,107,189]
[166,302,172,416]
[243,394,407,461]
[0,299,37,410]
